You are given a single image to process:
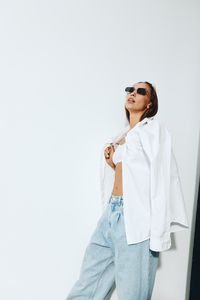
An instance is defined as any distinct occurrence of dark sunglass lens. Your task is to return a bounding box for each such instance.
[125,87,134,93]
[137,88,146,95]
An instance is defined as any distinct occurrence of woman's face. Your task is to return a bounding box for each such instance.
[124,83,152,113]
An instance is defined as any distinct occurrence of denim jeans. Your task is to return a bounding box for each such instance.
[66,195,159,300]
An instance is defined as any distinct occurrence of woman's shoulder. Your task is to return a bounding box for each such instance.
[142,115,170,133]
[138,116,172,146]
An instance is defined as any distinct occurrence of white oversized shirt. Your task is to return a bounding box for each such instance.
[99,115,189,252]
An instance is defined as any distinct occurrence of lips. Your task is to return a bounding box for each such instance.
[128,98,135,102]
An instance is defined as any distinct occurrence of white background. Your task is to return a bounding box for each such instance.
[0,0,199,299]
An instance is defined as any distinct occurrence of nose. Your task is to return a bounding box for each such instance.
[130,89,136,96]
[129,92,136,98]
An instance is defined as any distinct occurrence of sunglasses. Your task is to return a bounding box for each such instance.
[125,86,147,96]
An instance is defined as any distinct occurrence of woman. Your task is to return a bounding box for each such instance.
[66,81,189,300]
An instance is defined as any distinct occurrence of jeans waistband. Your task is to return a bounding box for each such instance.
[109,194,124,205]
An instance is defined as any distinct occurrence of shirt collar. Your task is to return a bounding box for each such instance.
[140,116,155,125]
[126,116,155,131]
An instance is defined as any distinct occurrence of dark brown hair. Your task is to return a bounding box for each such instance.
[124,81,158,123]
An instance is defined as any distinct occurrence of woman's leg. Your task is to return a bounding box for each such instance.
[66,207,115,300]
[109,197,159,300]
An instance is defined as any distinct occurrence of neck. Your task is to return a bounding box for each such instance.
[129,112,145,129]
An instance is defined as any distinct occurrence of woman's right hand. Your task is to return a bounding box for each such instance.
[104,143,116,170]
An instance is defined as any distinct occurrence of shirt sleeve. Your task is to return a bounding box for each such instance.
[99,127,129,212]
[138,120,173,251]
[99,141,115,212]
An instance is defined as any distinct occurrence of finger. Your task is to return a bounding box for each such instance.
[110,145,115,153]
[104,149,109,156]
[105,151,110,158]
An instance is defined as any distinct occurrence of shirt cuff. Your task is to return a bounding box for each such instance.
[149,233,171,252]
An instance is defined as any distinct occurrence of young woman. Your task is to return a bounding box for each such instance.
[66,81,189,300]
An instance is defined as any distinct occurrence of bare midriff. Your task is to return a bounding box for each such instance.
[111,162,123,196]
[111,135,126,196]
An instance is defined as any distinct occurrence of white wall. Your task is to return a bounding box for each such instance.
[0,1,199,299]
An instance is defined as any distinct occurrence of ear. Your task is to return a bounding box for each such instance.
[147,102,152,109]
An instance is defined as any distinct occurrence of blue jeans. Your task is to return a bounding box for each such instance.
[66,195,159,300]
